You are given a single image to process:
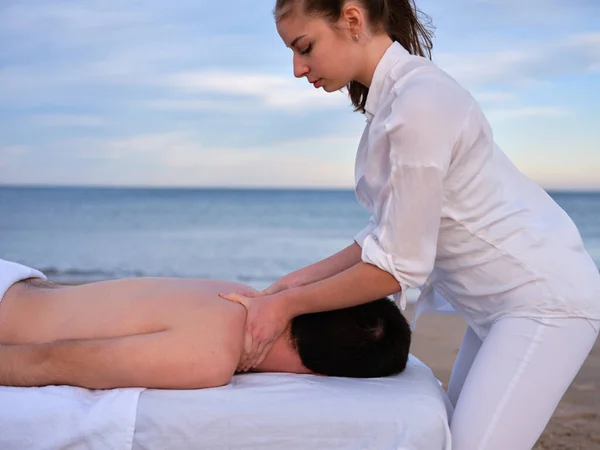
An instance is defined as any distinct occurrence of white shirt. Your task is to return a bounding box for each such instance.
[353,42,600,339]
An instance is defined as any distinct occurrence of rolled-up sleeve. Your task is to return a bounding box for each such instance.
[359,75,474,299]
[354,215,376,248]
[361,164,446,289]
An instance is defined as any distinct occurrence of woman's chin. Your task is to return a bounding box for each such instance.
[322,81,349,93]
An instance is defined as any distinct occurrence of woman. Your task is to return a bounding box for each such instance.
[220,0,600,448]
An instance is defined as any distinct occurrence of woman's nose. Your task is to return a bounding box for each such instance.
[293,53,309,79]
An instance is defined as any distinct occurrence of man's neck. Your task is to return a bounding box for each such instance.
[250,326,312,374]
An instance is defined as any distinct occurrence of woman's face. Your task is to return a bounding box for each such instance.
[276,11,361,92]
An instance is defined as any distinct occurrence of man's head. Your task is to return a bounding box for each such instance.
[255,297,411,378]
[292,297,411,377]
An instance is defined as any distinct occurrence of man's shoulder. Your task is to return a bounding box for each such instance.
[179,279,258,296]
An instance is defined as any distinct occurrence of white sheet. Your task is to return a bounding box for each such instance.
[133,355,452,450]
[0,259,144,450]
[0,385,143,450]
[0,357,451,450]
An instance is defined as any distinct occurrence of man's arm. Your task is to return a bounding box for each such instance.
[0,329,236,390]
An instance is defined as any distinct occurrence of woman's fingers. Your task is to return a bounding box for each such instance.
[239,330,253,371]
[243,331,262,372]
[253,340,273,369]
[261,284,284,296]
[245,328,276,370]
[223,291,290,372]
[218,292,250,309]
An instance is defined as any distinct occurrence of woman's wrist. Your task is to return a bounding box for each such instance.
[273,289,301,320]
[282,273,304,289]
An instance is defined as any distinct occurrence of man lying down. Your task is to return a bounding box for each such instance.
[0,277,411,390]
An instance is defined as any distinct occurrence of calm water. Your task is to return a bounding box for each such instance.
[1,187,599,292]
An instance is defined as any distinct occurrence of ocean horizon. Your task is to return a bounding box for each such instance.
[2,186,599,298]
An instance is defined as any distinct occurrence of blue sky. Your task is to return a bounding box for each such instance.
[0,0,598,189]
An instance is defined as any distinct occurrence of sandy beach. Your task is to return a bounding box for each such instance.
[407,304,600,449]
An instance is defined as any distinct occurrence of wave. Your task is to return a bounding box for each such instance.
[39,266,280,286]
[40,266,144,282]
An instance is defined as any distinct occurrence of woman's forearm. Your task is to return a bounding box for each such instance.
[283,261,401,317]
[282,242,363,288]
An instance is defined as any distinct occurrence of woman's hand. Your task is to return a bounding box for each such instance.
[233,277,294,300]
[219,291,291,372]
[256,275,299,297]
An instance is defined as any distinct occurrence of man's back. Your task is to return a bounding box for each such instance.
[0,278,249,389]
[0,275,412,389]
[1,278,251,344]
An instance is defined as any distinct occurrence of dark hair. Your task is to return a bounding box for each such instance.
[274,0,435,113]
[291,297,411,377]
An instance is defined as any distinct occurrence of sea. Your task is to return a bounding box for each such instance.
[1,187,599,296]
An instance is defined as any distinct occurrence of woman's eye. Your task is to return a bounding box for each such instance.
[300,43,312,55]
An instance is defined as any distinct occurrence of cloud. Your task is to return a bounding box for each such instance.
[102,130,359,171]
[0,131,358,187]
[473,91,516,104]
[426,0,600,32]
[0,1,147,33]
[486,107,571,121]
[0,145,29,155]
[436,32,600,88]
[139,99,251,113]
[1,1,595,114]
[0,145,30,168]
[0,0,598,189]
[101,132,266,168]
[168,71,350,111]
[563,32,600,73]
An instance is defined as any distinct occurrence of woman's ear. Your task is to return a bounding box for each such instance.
[340,3,365,38]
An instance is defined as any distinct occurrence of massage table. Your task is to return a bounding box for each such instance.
[0,259,452,449]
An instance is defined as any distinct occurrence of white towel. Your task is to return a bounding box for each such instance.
[0,259,144,450]
[0,385,143,450]
[0,258,47,304]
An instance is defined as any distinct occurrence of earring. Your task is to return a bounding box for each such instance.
[353,34,360,42]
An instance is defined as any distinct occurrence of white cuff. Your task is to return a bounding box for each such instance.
[353,222,375,248]
[360,234,409,310]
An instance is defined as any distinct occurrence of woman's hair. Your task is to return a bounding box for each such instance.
[274,0,434,113]
[291,297,411,378]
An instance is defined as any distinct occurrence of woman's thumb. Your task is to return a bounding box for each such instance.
[261,284,282,296]
[219,292,250,309]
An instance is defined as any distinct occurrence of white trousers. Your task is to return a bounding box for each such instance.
[448,316,599,450]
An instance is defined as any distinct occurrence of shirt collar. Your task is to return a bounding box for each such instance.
[364,41,411,119]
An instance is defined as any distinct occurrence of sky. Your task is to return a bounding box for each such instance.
[0,0,599,190]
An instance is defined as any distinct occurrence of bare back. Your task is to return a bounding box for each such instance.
[0,277,252,345]
[0,278,253,389]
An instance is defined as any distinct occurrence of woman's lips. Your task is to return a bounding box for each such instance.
[313,78,323,89]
